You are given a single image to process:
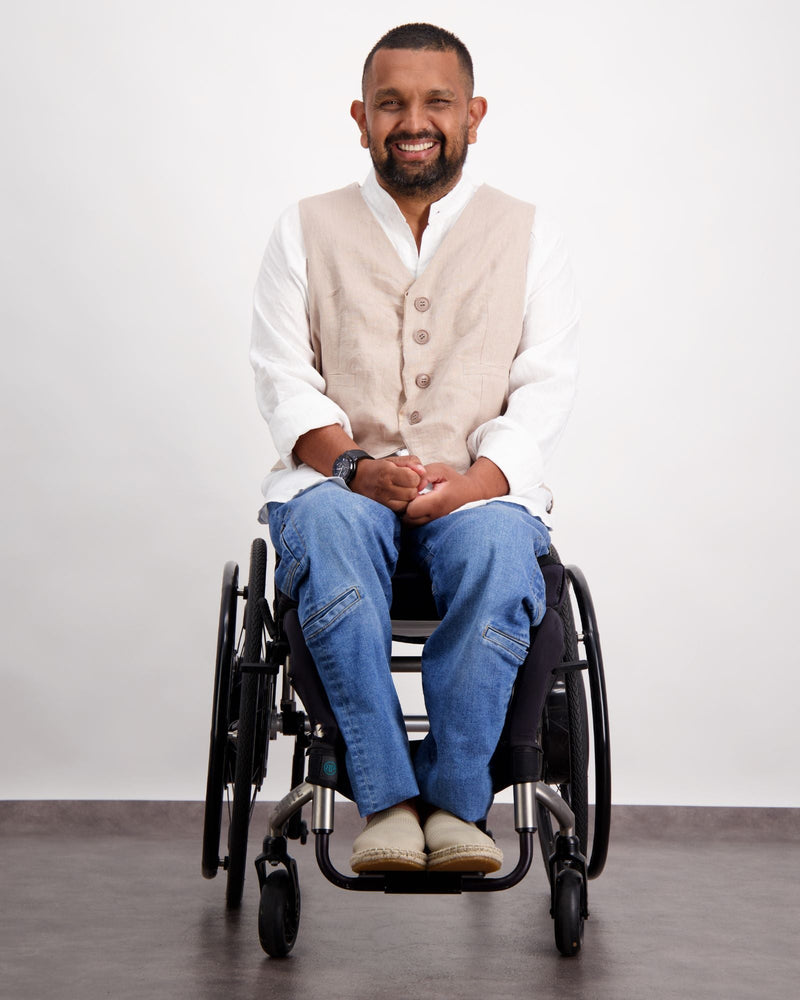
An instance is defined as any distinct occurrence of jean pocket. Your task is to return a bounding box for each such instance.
[303,587,361,640]
[483,624,529,663]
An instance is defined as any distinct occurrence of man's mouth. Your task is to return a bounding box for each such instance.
[396,141,436,152]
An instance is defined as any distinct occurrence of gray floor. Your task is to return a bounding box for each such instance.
[2,802,799,1000]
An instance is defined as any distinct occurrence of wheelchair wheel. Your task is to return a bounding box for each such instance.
[226,538,271,909]
[258,869,301,958]
[202,561,239,879]
[553,868,584,957]
[537,587,589,885]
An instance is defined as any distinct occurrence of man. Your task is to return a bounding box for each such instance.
[250,23,580,873]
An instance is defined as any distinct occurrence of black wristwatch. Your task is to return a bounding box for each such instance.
[331,449,372,486]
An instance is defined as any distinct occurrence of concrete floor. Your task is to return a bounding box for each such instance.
[2,802,799,1000]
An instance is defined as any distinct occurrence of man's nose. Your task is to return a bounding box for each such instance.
[399,102,430,134]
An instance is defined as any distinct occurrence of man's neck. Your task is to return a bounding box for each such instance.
[378,173,463,251]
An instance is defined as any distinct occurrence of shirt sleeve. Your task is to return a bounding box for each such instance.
[466,210,581,496]
[249,204,352,468]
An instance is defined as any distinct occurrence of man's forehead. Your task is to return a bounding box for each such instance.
[364,47,468,94]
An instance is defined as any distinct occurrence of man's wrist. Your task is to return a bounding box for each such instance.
[465,457,509,499]
[332,449,373,486]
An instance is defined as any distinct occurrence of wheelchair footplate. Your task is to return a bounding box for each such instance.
[313,828,536,895]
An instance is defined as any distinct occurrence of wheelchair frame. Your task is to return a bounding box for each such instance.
[202,537,611,958]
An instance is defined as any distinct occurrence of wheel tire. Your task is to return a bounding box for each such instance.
[226,539,268,909]
[258,870,301,958]
[202,562,239,879]
[537,585,589,885]
[553,868,584,957]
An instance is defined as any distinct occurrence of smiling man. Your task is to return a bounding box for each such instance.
[251,23,580,873]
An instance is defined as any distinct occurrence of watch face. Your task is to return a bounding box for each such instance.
[333,450,370,484]
[333,453,356,482]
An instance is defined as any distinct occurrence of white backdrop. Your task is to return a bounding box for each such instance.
[1,1,798,806]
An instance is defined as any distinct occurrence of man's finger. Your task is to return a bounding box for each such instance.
[389,466,422,488]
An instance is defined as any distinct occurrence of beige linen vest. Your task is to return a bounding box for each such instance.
[299,183,535,471]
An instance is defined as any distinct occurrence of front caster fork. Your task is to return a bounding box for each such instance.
[548,833,589,919]
[254,834,301,898]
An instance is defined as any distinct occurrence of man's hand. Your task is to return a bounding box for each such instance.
[403,458,509,525]
[293,425,429,513]
[352,455,429,513]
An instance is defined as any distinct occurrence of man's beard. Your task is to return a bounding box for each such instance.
[369,126,469,197]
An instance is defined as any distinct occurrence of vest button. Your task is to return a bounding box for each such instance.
[408,410,422,425]
[415,374,431,389]
[414,296,431,312]
[413,329,430,344]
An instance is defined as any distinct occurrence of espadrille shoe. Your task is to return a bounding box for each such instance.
[350,807,427,872]
[424,809,503,873]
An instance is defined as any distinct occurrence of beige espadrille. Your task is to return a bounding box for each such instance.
[423,809,503,873]
[349,806,427,872]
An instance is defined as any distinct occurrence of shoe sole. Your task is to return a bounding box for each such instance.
[426,846,503,873]
[350,848,427,873]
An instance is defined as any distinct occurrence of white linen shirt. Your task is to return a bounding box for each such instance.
[250,170,581,524]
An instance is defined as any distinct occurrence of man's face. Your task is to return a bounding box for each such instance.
[351,48,487,200]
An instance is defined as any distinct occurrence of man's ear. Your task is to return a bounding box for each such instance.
[467,96,488,144]
[350,100,369,148]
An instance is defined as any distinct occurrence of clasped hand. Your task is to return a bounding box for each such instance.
[351,456,486,524]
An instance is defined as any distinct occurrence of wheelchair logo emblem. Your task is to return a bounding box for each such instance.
[323,761,337,777]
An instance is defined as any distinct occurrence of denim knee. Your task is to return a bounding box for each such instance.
[415,502,551,628]
[267,481,401,609]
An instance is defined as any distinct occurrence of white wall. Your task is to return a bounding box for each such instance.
[1,1,798,806]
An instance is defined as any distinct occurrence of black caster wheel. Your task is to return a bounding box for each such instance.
[258,869,301,958]
[553,867,584,957]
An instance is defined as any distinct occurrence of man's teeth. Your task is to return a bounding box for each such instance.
[397,141,435,151]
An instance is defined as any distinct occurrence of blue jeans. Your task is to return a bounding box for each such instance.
[266,481,550,821]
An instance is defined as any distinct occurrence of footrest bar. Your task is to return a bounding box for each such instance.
[314,830,534,894]
[535,782,575,838]
[268,782,314,837]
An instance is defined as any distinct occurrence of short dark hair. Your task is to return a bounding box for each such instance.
[362,23,474,96]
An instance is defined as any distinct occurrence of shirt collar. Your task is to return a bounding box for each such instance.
[360,168,480,231]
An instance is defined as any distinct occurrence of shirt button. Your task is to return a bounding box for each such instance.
[415,374,431,389]
[408,410,421,425]
[413,329,430,344]
[414,296,431,312]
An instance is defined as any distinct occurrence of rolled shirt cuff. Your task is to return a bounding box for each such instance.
[271,392,353,469]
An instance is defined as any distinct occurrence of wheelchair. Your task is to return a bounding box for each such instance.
[201,533,611,958]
